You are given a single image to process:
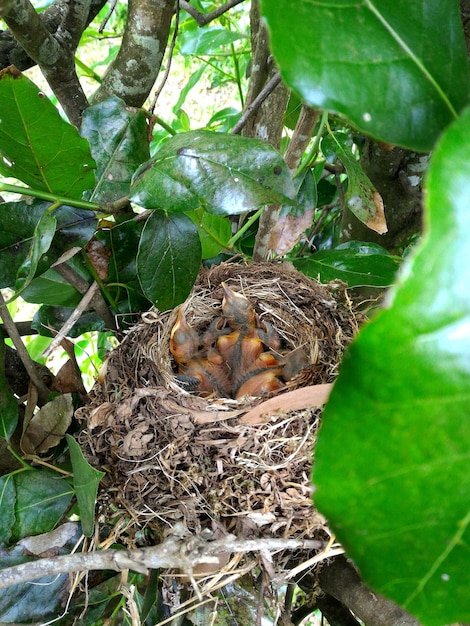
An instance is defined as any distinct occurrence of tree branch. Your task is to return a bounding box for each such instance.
[319,556,421,626]
[0,0,107,71]
[0,533,322,590]
[179,0,246,26]
[92,0,175,108]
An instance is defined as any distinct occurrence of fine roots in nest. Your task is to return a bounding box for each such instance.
[76,261,360,610]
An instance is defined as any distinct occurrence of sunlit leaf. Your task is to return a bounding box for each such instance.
[0,67,95,196]
[137,210,201,310]
[313,108,470,626]
[131,130,296,215]
[261,0,469,151]
[187,209,232,259]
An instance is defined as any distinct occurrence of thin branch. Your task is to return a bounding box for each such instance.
[179,0,246,26]
[0,533,323,590]
[150,0,180,113]
[53,261,118,332]
[0,292,50,403]
[231,71,282,135]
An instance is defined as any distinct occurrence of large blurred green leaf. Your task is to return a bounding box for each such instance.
[294,242,400,287]
[131,130,296,215]
[137,211,201,311]
[313,108,470,625]
[81,95,150,202]
[261,1,469,151]
[0,201,97,289]
[0,67,95,197]
[187,209,232,259]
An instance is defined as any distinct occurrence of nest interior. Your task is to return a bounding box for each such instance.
[78,262,358,551]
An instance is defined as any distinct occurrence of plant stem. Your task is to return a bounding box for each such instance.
[0,183,102,211]
[226,207,263,248]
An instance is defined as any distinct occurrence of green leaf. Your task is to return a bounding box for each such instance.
[32,306,105,337]
[261,0,469,151]
[137,211,201,310]
[131,130,296,215]
[294,242,400,287]
[67,435,104,537]
[9,469,73,544]
[81,95,150,203]
[14,211,57,295]
[0,67,95,197]
[322,133,387,234]
[0,339,19,441]
[179,27,246,55]
[0,201,97,289]
[21,265,86,307]
[187,209,232,259]
[0,474,16,544]
[313,108,470,625]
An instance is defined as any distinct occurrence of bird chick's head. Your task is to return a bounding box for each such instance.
[221,282,256,329]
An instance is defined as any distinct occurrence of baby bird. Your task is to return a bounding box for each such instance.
[170,308,198,365]
[170,308,231,397]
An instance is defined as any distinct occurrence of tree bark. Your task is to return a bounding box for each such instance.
[92,0,175,108]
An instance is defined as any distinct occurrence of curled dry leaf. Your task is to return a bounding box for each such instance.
[21,393,73,455]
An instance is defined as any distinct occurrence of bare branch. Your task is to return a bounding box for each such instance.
[231,72,282,135]
[0,532,323,590]
[179,0,246,26]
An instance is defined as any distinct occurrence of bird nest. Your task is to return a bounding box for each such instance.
[77,262,359,580]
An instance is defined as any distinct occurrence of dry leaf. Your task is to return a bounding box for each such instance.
[21,393,73,455]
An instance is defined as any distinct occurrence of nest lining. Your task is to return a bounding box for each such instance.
[77,262,358,561]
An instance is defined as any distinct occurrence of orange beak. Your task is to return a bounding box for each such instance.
[169,308,199,365]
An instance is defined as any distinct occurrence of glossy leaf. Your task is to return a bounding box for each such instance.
[0,67,95,196]
[67,435,104,537]
[21,266,85,307]
[322,133,387,234]
[261,0,469,151]
[313,109,470,625]
[81,95,150,202]
[294,242,400,287]
[0,340,19,441]
[131,130,296,215]
[0,201,97,289]
[137,211,201,311]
